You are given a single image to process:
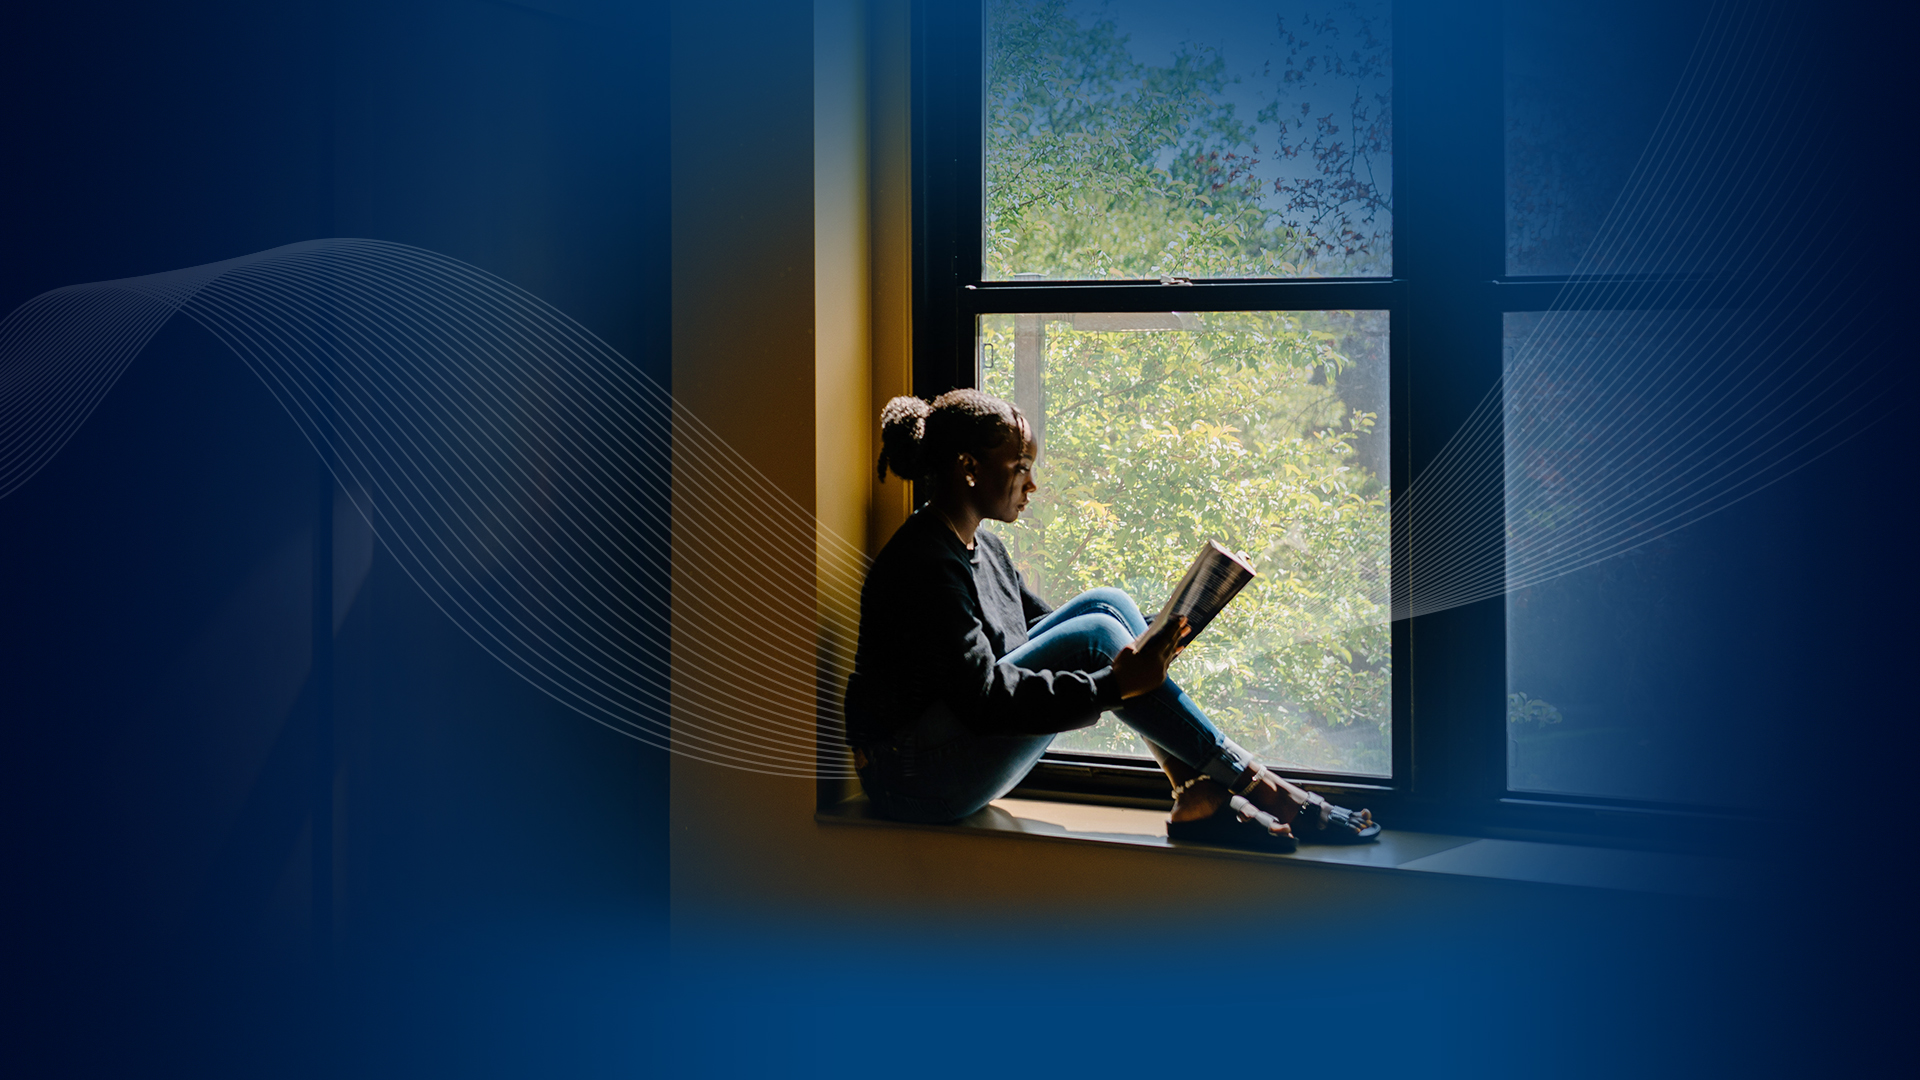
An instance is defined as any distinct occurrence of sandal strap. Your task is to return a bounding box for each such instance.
[1227,795,1277,829]
[1318,802,1377,835]
[1228,765,1265,797]
[1169,759,1262,801]
[1197,743,1257,789]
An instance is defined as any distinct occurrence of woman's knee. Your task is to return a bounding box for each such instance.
[1015,608,1140,672]
[1073,612,1135,662]
[1075,587,1146,634]
[1022,611,1134,668]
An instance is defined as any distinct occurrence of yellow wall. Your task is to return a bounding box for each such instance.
[865,0,915,555]
[668,0,818,906]
[814,0,873,810]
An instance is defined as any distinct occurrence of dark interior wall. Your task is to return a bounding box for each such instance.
[0,2,670,1075]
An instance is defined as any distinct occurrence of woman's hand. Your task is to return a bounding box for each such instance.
[1112,616,1187,700]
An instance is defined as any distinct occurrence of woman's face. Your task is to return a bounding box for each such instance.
[965,427,1038,523]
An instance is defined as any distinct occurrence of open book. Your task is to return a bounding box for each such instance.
[1139,540,1257,648]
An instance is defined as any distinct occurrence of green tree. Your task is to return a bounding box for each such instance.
[983,313,1390,773]
[986,0,1391,279]
[982,1,1394,773]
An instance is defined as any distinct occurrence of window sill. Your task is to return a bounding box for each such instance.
[815,795,1761,899]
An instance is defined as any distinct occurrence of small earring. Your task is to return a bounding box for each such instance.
[967,477,975,487]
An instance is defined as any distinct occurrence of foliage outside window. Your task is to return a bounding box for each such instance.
[981,311,1390,775]
[978,0,1394,774]
[985,0,1392,280]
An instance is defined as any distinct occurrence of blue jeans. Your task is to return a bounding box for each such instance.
[856,588,1251,823]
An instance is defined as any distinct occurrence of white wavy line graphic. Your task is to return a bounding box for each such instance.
[0,239,867,778]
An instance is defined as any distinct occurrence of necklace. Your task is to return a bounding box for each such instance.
[933,505,975,550]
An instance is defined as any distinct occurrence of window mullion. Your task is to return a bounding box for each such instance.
[1395,0,1508,812]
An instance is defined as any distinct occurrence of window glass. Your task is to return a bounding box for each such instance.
[980,310,1390,776]
[1504,0,1710,276]
[1504,311,1784,808]
[986,0,1392,281]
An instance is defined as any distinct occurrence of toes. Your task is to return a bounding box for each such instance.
[1232,802,1292,836]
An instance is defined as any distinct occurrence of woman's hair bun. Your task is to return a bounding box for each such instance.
[876,395,931,481]
[875,389,1024,485]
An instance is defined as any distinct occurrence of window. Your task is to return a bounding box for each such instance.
[966,2,1397,785]
[912,0,1813,837]
[918,0,1408,811]
[980,309,1391,777]
[982,0,1391,280]
[1500,308,1785,811]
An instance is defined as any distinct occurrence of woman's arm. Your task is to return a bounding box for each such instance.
[950,605,1184,729]
[920,568,1118,736]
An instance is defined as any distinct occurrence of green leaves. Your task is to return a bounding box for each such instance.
[986,0,1392,280]
[982,311,1391,773]
[980,2,1394,771]
[986,0,1297,280]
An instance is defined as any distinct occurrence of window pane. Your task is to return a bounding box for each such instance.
[1504,0,1711,276]
[980,310,1391,776]
[1504,311,1781,808]
[986,0,1392,280]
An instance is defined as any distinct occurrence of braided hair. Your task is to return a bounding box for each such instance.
[875,389,1028,487]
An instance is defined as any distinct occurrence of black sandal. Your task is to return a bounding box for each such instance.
[1166,795,1299,854]
[1290,797,1381,844]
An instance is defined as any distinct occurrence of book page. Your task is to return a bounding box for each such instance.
[1140,541,1256,647]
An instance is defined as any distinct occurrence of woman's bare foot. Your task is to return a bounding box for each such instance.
[1169,779,1230,822]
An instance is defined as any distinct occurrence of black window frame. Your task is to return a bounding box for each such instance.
[909,0,1746,845]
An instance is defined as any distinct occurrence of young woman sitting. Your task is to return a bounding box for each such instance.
[843,389,1378,851]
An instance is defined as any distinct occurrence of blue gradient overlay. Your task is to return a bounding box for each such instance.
[0,0,1909,1076]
